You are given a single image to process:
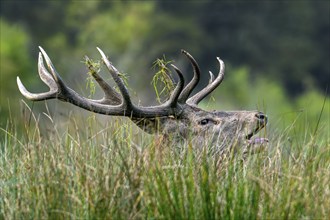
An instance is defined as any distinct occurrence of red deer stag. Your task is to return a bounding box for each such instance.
[17,47,268,156]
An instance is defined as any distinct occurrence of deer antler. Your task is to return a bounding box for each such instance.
[186,57,225,106]
[17,47,185,118]
[175,51,225,106]
[17,47,225,118]
[177,50,200,103]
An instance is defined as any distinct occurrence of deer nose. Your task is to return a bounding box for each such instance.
[255,112,268,125]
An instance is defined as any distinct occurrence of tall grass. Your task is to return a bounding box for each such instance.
[0,111,329,219]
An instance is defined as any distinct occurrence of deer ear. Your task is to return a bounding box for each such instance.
[130,118,163,134]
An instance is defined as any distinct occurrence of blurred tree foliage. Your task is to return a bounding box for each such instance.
[158,0,329,95]
[0,19,33,128]
[0,0,329,132]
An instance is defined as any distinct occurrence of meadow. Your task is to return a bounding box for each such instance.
[1,104,329,219]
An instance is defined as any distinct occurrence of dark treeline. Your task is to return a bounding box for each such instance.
[1,0,328,95]
[159,1,329,96]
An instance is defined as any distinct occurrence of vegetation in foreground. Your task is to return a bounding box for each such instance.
[0,109,329,219]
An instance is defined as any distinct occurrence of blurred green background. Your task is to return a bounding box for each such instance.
[0,1,329,137]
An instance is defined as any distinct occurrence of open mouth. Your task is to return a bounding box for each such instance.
[245,125,264,140]
[245,123,268,144]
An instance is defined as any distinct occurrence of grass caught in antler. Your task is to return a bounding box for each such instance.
[151,56,175,103]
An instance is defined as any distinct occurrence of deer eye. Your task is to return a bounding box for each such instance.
[200,119,210,125]
[199,118,219,125]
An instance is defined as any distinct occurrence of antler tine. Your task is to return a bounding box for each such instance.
[208,71,215,84]
[17,76,57,101]
[97,47,133,108]
[39,47,66,87]
[37,52,57,89]
[166,64,185,108]
[187,57,225,106]
[84,56,121,105]
[178,50,201,103]
[17,51,60,101]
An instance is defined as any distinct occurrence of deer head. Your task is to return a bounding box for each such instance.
[17,47,268,155]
